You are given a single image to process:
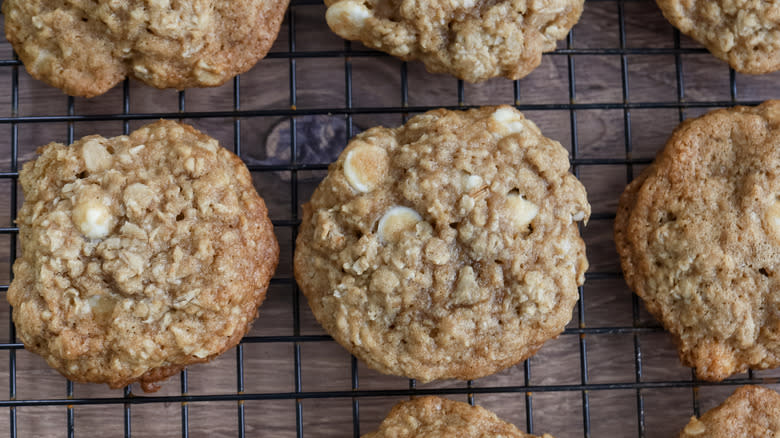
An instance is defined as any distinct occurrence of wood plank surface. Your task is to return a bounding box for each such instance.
[0,0,779,437]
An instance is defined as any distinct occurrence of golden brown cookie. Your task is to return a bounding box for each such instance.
[656,0,780,74]
[2,0,290,97]
[295,106,590,382]
[324,0,583,82]
[679,386,780,437]
[9,120,279,391]
[615,101,780,381]
[363,396,554,438]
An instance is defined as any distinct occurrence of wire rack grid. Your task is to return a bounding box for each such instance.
[0,0,779,437]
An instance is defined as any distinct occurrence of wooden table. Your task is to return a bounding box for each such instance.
[0,1,779,437]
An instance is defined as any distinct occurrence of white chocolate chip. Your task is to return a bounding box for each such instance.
[72,198,113,239]
[343,144,389,193]
[506,192,539,230]
[133,64,150,78]
[462,174,483,191]
[377,206,422,242]
[326,1,372,40]
[682,418,706,435]
[491,107,516,123]
[491,107,526,135]
[82,140,113,173]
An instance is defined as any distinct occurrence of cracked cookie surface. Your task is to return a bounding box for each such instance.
[615,101,780,381]
[295,106,590,382]
[679,386,780,437]
[363,396,554,438]
[9,120,279,391]
[324,0,583,82]
[656,0,780,74]
[2,0,289,97]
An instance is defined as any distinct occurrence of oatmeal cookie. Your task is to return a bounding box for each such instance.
[324,0,583,82]
[2,0,290,97]
[615,101,780,381]
[656,0,780,74]
[295,106,590,382]
[363,396,554,438]
[679,386,780,437]
[8,120,279,391]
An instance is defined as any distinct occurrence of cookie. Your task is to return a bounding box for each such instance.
[324,0,583,82]
[2,0,290,97]
[679,386,780,437]
[615,101,780,381]
[363,396,554,438]
[656,0,780,74]
[8,120,279,391]
[295,106,590,382]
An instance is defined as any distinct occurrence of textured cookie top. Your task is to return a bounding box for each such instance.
[9,120,279,391]
[363,396,553,438]
[295,106,590,382]
[2,0,289,97]
[324,0,583,82]
[656,0,780,74]
[679,386,780,437]
[615,101,780,381]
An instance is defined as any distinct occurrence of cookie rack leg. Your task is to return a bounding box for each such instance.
[118,77,134,438]
[285,6,305,438]
[8,53,19,438]
[65,94,76,438]
[233,72,248,438]
[614,2,647,436]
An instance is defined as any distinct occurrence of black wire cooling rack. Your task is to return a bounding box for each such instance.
[1,0,780,437]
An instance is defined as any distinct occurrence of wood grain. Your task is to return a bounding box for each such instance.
[1,1,779,437]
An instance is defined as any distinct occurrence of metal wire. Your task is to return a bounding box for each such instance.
[1,0,777,436]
